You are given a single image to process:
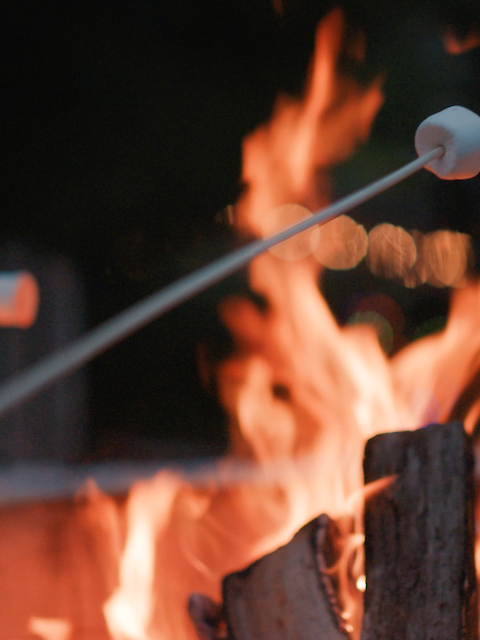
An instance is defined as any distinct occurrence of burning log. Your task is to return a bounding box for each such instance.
[203,422,477,640]
[194,515,351,640]
[207,513,353,640]
[362,421,478,640]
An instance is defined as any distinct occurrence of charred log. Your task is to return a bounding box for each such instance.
[219,516,350,640]
[361,421,478,640]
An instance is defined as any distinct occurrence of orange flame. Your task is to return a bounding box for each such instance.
[236,7,383,236]
[103,8,480,640]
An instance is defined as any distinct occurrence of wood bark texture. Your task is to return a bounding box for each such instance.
[361,421,478,640]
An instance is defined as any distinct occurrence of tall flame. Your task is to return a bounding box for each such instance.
[104,8,480,640]
[236,8,383,236]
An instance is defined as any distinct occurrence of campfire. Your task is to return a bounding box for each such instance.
[2,6,480,640]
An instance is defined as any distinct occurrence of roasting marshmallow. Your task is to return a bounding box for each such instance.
[415,106,480,180]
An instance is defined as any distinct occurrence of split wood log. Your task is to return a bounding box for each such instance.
[219,516,350,640]
[361,421,478,640]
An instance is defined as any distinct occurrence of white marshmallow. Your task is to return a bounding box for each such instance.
[415,105,480,180]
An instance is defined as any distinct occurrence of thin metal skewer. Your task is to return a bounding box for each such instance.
[0,146,443,418]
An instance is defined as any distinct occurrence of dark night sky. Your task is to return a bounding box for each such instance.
[1,0,480,461]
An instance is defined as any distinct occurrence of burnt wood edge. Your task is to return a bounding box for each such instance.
[188,593,229,640]
[315,514,354,638]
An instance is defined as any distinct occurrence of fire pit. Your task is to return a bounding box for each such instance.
[2,3,480,640]
[211,423,477,640]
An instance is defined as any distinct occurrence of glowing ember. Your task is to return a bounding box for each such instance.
[356,575,366,592]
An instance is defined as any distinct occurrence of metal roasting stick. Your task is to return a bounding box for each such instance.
[0,450,343,503]
[0,146,443,418]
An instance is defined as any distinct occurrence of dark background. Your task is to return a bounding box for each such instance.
[1,0,480,461]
